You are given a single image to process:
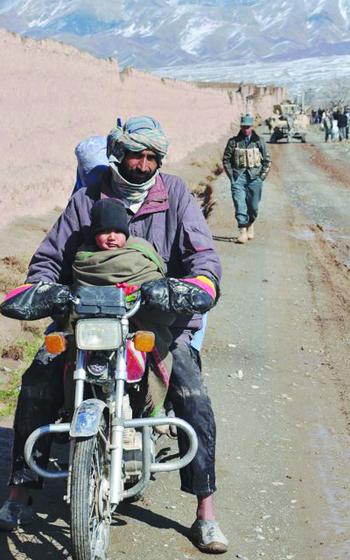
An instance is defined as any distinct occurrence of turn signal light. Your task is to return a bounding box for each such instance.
[133,331,155,352]
[45,333,67,355]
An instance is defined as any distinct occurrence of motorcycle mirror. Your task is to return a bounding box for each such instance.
[133,331,155,352]
[45,332,67,355]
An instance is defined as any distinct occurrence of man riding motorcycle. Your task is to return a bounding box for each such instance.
[0,116,228,553]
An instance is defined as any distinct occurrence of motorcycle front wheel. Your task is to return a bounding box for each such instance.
[71,431,110,560]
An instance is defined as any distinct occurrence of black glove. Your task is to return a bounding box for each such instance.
[141,277,215,315]
[1,282,72,321]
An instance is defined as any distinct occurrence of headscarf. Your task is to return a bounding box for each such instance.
[109,165,158,206]
[107,116,169,165]
[106,116,169,205]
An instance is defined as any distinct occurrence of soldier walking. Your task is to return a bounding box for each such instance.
[223,114,271,243]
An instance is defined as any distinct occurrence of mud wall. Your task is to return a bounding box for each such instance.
[0,29,286,226]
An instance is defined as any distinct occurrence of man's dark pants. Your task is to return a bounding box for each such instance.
[8,342,216,496]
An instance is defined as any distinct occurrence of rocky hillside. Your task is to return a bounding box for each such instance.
[1,0,350,67]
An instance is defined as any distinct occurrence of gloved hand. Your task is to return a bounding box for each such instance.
[1,282,72,321]
[141,276,217,315]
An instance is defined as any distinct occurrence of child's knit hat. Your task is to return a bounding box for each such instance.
[91,198,130,238]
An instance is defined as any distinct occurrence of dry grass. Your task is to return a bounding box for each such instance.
[2,255,28,274]
[212,162,224,176]
[0,333,43,416]
[0,252,44,415]
[164,134,227,220]
[0,253,31,293]
[192,183,216,219]
[22,322,43,336]
[1,343,24,361]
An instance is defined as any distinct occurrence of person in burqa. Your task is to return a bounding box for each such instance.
[0,116,228,553]
[223,114,271,243]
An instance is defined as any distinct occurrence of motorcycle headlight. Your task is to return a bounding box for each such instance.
[76,319,122,350]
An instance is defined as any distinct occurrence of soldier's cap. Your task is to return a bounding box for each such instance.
[240,114,254,126]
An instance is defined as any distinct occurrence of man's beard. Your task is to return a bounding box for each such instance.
[118,163,156,185]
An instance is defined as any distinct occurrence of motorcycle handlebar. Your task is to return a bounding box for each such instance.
[125,293,141,319]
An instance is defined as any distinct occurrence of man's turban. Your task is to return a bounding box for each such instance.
[107,116,169,165]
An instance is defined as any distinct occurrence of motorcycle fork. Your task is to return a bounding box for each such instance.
[65,349,87,504]
[66,342,127,505]
[109,318,128,506]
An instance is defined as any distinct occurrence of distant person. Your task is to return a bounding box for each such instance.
[332,113,339,141]
[337,110,348,141]
[322,111,334,143]
[345,107,350,139]
[222,114,271,244]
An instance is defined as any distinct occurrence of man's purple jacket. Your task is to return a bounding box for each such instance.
[26,171,222,333]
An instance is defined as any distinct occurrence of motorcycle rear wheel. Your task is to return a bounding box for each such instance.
[71,431,110,560]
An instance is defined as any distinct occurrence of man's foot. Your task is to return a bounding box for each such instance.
[236,228,248,244]
[190,519,229,554]
[0,499,34,531]
[247,223,254,240]
[154,407,177,437]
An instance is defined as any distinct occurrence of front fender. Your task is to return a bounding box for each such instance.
[70,398,106,437]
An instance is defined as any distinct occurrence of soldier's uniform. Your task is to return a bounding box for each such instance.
[223,114,271,242]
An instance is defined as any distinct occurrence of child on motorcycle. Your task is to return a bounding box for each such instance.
[72,197,174,417]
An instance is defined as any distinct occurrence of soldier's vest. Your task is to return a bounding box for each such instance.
[233,146,262,169]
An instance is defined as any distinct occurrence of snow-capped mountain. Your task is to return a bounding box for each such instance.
[1,0,350,93]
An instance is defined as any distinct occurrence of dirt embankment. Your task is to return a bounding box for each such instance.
[0,28,285,228]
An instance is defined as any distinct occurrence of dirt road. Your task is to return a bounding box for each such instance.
[0,127,349,559]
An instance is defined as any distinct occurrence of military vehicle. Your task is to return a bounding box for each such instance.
[267,102,307,143]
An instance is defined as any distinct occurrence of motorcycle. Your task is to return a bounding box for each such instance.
[22,284,198,560]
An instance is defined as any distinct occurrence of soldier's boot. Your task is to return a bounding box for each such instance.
[236,227,248,244]
[247,223,255,240]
